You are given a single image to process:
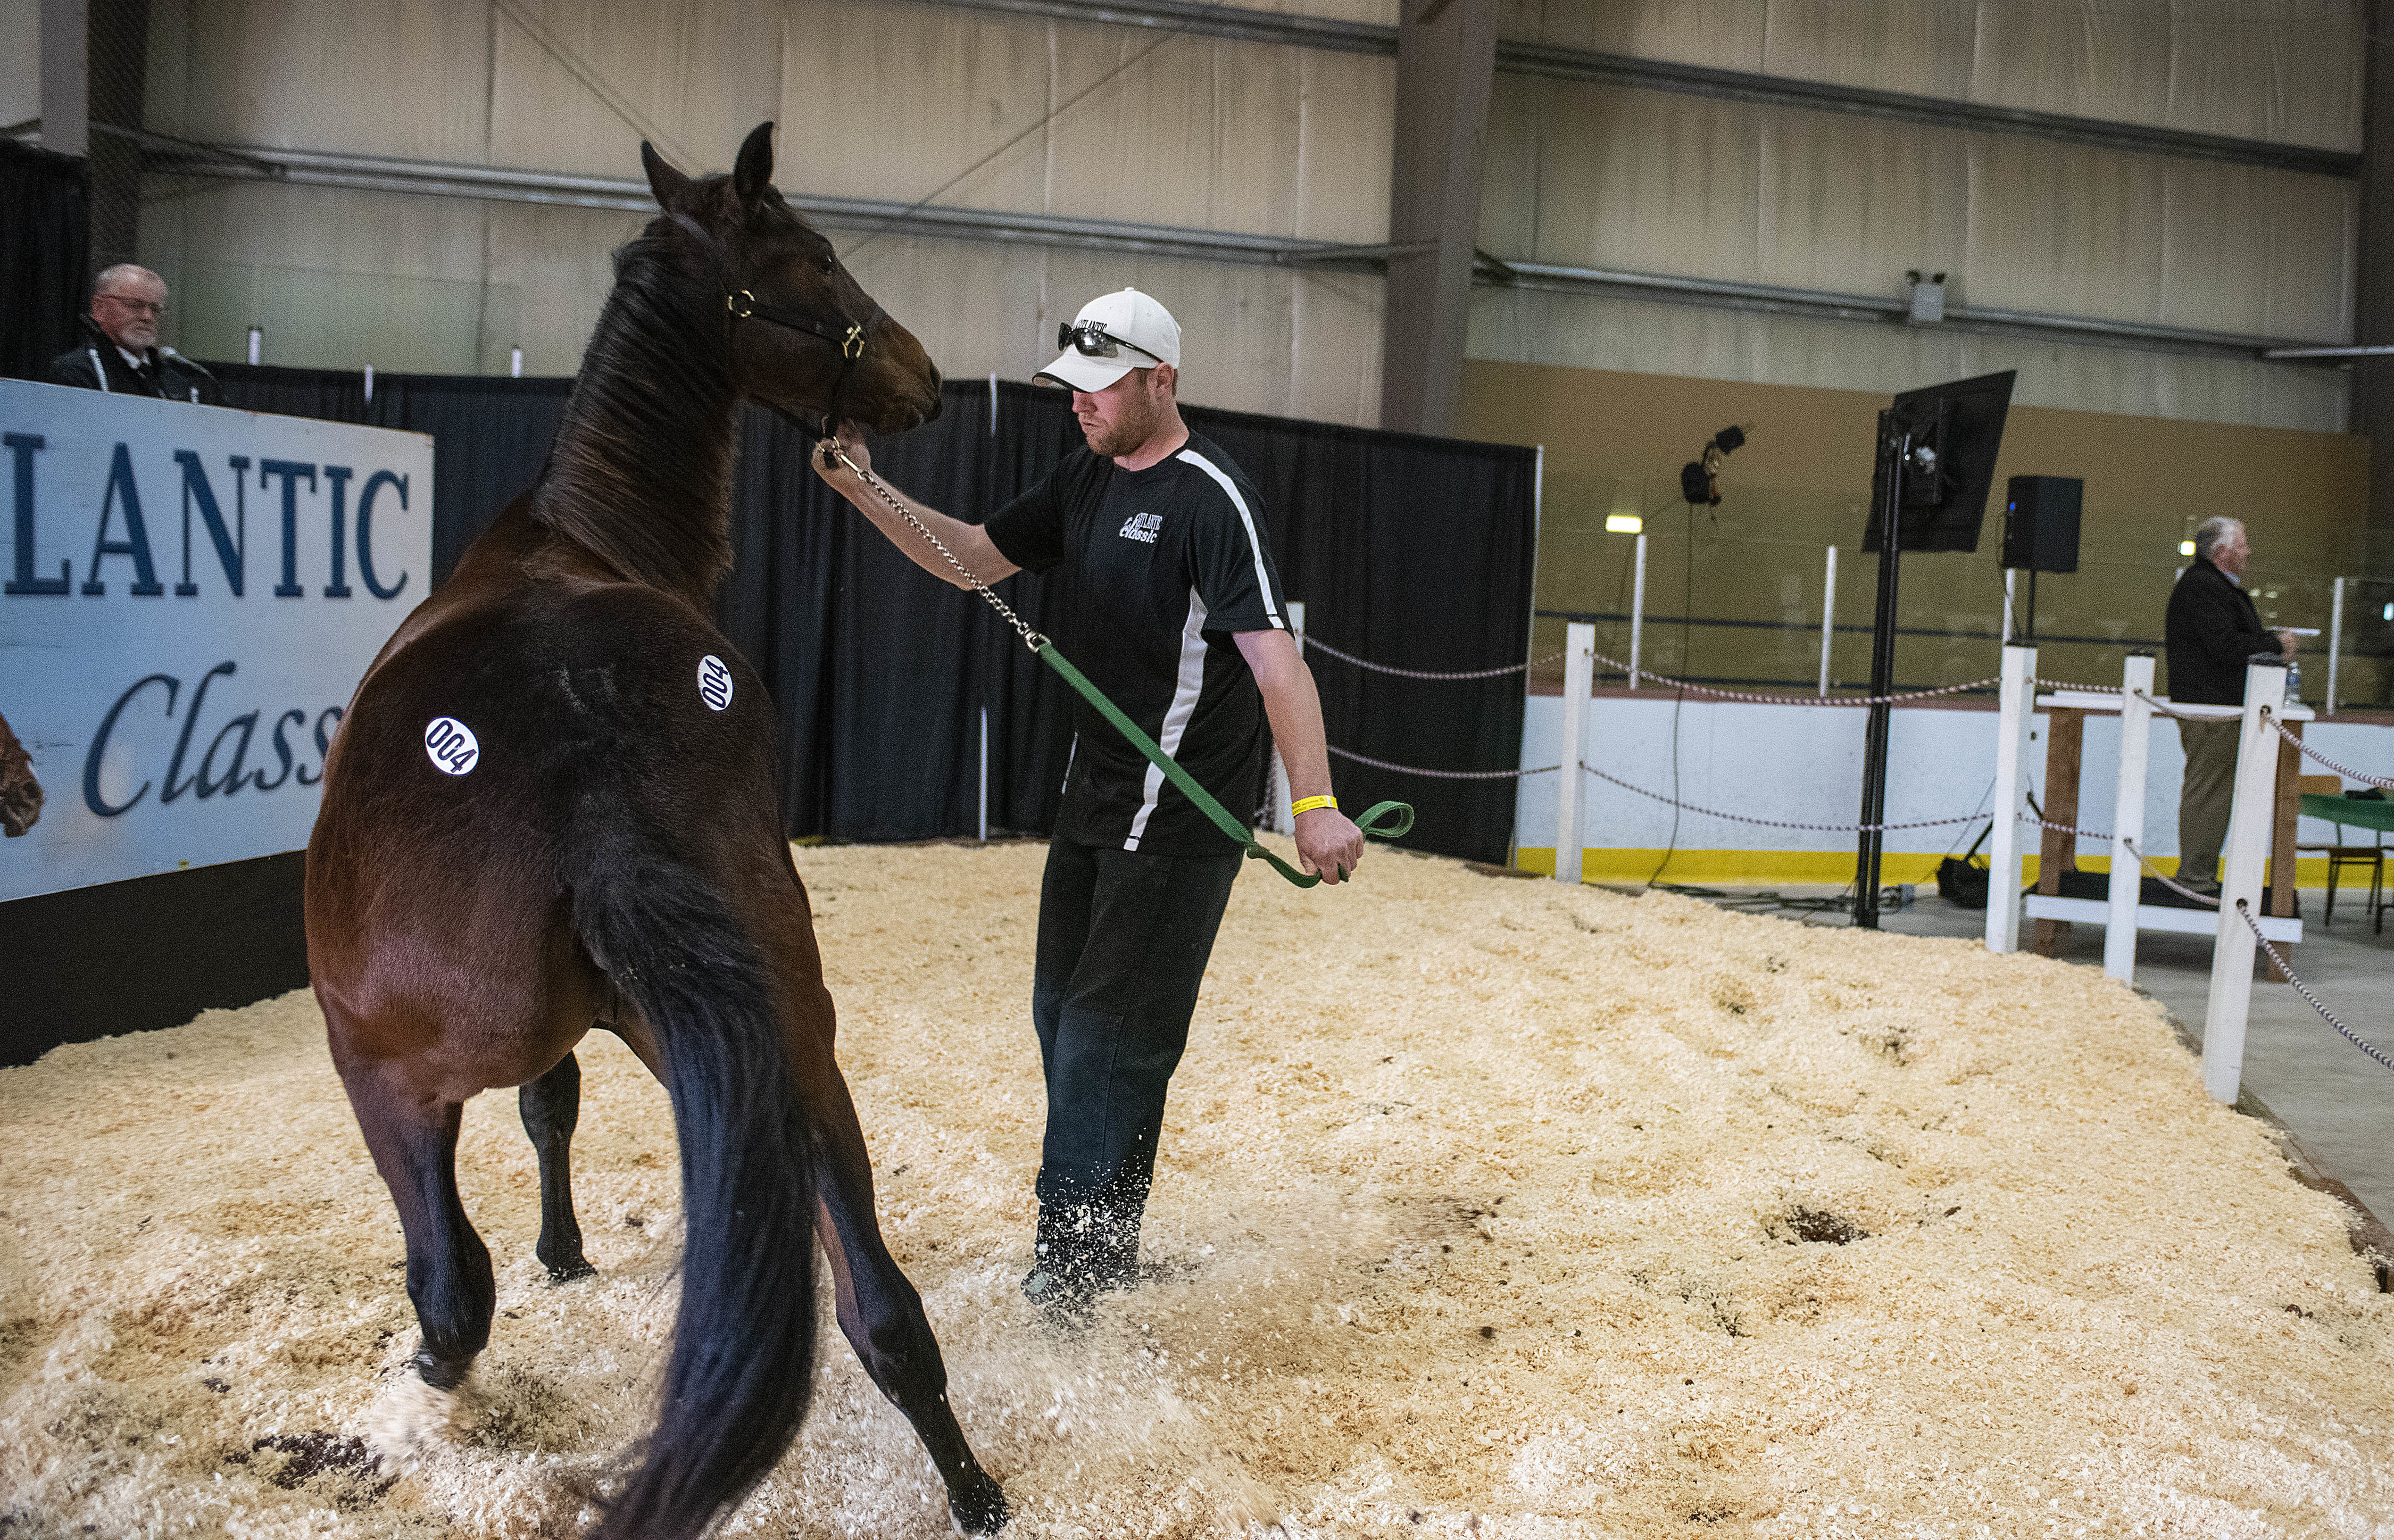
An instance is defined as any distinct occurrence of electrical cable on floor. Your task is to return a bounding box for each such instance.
[1645,497,1701,889]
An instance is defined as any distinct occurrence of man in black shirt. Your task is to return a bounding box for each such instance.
[47,265,222,405]
[814,288,1362,1314]
[2164,516,2292,890]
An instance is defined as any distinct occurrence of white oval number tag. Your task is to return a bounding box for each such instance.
[424,717,480,776]
[697,654,734,712]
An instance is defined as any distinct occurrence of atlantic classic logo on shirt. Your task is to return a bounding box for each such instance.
[1118,511,1162,544]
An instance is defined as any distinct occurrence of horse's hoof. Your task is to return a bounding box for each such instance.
[947,1475,1009,1536]
[364,1371,475,1464]
[545,1258,596,1285]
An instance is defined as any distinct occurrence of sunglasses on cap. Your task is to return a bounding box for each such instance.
[1057,319,1165,365]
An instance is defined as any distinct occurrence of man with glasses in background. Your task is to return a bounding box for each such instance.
[814,287,1362,1319]
[48,264,221,405]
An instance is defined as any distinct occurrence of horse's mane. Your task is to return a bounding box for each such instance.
[533,221,737,604]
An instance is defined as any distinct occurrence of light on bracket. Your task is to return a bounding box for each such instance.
[1906,269,1948,324]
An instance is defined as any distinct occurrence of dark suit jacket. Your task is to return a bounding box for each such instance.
[2165,557,2275,705]
[47,318,222,406]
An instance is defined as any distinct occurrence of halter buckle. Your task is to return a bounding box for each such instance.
[842,322,866,360]
[727,289,757,319]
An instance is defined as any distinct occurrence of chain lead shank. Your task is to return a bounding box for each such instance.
[823,442,1045,650]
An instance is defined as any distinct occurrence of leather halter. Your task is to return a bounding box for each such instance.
[668,210,883,438]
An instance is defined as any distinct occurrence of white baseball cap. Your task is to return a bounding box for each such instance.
[1035,288,1181,393]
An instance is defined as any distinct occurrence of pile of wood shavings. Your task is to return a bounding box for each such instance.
[2,840,2389,1539]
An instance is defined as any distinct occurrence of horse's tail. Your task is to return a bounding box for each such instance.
[563,825,815,1540]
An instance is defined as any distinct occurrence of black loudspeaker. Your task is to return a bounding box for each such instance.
[2002,475,2082,572]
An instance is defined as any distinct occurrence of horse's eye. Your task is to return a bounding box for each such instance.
[819,252,836,274]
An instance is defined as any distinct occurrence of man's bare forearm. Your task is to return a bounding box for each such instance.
[811,429,1018,589]
[1241,632,1332,797]
[833,478,1012,590]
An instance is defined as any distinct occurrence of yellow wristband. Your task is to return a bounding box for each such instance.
[1290,795,1337,817]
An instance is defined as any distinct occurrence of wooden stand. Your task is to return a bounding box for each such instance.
[2032,696,2304,966]
[2269,719,2302,981]
[2033,707,2086,955]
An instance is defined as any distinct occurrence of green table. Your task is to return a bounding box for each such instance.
[2300,793,2394,834]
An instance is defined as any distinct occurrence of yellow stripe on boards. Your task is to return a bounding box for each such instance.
[1510,850,2345,887]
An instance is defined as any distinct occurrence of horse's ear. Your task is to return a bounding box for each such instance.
[733,122,775,206]
[642,141,691,209]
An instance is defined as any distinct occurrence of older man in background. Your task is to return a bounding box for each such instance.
[47,264,220,405]
[2164,516,2294,893]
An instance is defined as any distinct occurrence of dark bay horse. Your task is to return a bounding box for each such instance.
[304,123,1008,1538]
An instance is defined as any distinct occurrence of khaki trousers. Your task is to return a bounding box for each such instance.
[2176,718,2242,885]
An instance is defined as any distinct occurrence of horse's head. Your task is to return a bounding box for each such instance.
[642,123,942,436]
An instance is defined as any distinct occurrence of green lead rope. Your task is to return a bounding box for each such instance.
[1036,642,1414,888]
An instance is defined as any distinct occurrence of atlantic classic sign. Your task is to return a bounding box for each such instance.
[0,381,433,902]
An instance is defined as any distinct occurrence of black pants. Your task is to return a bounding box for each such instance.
[1030,836,1241,1281]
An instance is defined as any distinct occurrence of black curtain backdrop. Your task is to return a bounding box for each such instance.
[208,365,574,584]
[183,369,1539,862]
[1169,394,1543,865]
[367,374,574,580]
[1,141,93,384]
[205,361,368,429]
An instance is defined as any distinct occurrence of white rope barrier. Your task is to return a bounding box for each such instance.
[1327,745,1556,780]
[2132,689,2223,723]
[1583,646,1997,706]
[2270,717,2394,790]
[2014,818,2224,907]
[1583,763,1983,833]
[2235,900,2394,1075]
[1304,638,1565,681]
[2023,814,2113,844]
[2123,838,2224,909]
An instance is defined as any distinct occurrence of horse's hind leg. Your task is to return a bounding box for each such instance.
[335,1047,496,1396]
[519,1052,596,1283]
[806,1068,1009,1534]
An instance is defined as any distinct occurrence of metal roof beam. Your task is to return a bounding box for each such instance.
[916,0,2359,179]
[139,140,2348,367]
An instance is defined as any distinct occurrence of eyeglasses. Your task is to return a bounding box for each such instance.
[1057,319,1162,365]
[99,295,169,317]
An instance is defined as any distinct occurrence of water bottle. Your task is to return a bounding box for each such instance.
[2286,654,2304,702]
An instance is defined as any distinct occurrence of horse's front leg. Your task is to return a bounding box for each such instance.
[800,1044,1009,1534]
[519,1051,596,1283]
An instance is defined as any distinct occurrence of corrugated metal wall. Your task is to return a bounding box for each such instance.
[1500,0,2360,150]
[134,0,2362,431]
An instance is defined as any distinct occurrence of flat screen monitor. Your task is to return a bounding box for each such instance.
[1861,370,2015,554]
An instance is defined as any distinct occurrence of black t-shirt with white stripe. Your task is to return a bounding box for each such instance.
[985,432,1287,853]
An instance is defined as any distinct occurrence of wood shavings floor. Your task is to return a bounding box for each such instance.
[2,840,2389,1538]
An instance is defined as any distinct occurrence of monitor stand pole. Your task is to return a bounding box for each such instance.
[1853,415,1909,929]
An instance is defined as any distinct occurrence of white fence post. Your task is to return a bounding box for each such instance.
[2104,653,2155,982]
[1984,643,2036,954]
[1270,601,1307,834]
[1557,621,1593,884]
[1818,545,1837,696]
[2327,576,2345,717]
[1628,534,1647,689]
[2202,659,2289,1104]
[977,706,990,842]
[2001,569,2015,647]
